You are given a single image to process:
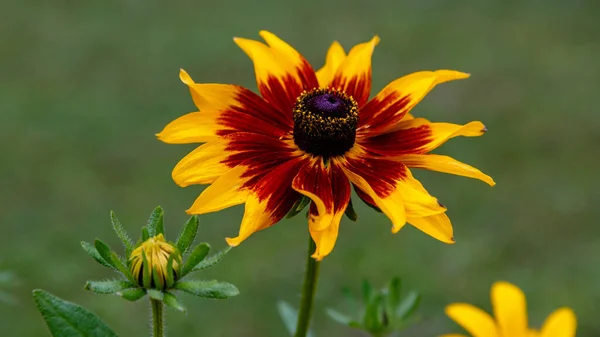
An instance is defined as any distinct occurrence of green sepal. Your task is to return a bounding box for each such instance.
[142,227,150,241]
[344,199,358,221]
[326,308,361,328]
[146,206,164,237]
[152,267,164,290]
[396,291,421,320]
[174,280,239,299]
[191,246,231,272]
[116,288,146,301]
[147,289,164,301]
[110,211,134,256]
[166,254,175,288]
[84,280,136,294]
[286,196,311,219]
[33,289,118,337]
[176,215,199,255]
[141,250,151,289]
[163,292,186,313]
[356,191,383,213]
[363,294,384,333]
[81,241,118,271]
[93,239,118,271]
[110,251,137,284]
[180,243,210,277]
[386,277,402,317]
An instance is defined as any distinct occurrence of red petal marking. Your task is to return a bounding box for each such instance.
[293,159,334,214]
[220,132,300,187]
[331,73,370,107]
[358,92,411,131]
[344,154,407,198]
[330,162,351,213]
[216,86,292,137]
[359,124,433,156]
[259,59,319,119]
[250,156,307,220]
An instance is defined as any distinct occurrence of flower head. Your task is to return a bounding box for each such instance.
[130,233,182,290]
[158,31,495,260]
[442,281,577,337]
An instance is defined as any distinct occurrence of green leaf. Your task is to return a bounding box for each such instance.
[33,289,118,337]
[276,301,316,337]
[147,289,164,301]
[142,227,149,241]
[84,280,136,294]
[362,279,373,303]
[277,300,296,336]
[163,292,186,313]
[116,288,146,301]
[344,199,358,221]
[396,291,421,320]
[286,196,311,218]
[326,308,361,328]
[174,280,239,299]
[363,294,384,333]
[386,277,402,316]
[176,215,199,255]
[191,246,231,272]
[80,241,117,271]
[146,206,164,237]
[180,243,210,277]
[110,211,134,256]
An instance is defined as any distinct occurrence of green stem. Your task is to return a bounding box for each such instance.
[294,237,321,337]
[150,298,164,337]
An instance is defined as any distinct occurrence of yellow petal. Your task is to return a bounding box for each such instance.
[309,211,343,260]
[331,36,380,105]
[186,165,250,214]
[172,139,231,186]
[407,213,454,244]
[316,41,346,87]
[400,154,495,186]
[360,70,470,135]
[157,111,220,144]
[178,69,242,112]
[234,31,318,113]
[491,281,529,337]
[292,158,334,231]
[225,193,272,247]
[439,335,470,337]
[540,308,577,337]
[398,166,447,219]
[338,159,407,233]
[445,303,499,337]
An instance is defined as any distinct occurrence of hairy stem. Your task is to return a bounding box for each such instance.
[150,298,164,337]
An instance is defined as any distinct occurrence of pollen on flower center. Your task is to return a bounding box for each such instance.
[293,88,358,157]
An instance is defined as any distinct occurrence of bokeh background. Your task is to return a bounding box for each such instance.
[2,0,599,335]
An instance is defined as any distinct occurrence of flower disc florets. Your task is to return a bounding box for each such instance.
[129,234,182,290]
[293,88,358,158]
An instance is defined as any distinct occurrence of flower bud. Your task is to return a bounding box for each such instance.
[129,234,181,290]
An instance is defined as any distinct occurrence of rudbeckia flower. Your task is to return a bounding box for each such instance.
[443,281,577,337]
[158,31,494,260]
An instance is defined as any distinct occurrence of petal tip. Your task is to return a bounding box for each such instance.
[371,35,381,46]
[179,69,193,85]
[225,237,241,247]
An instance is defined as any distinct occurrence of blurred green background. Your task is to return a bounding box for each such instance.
[2,0,599,335]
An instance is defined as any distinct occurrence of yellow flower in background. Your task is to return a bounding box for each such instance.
[158,31,494,260]
[442,281,577,337]
[130,234,181,290]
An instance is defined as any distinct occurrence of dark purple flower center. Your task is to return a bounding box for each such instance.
[293,88,358,158]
